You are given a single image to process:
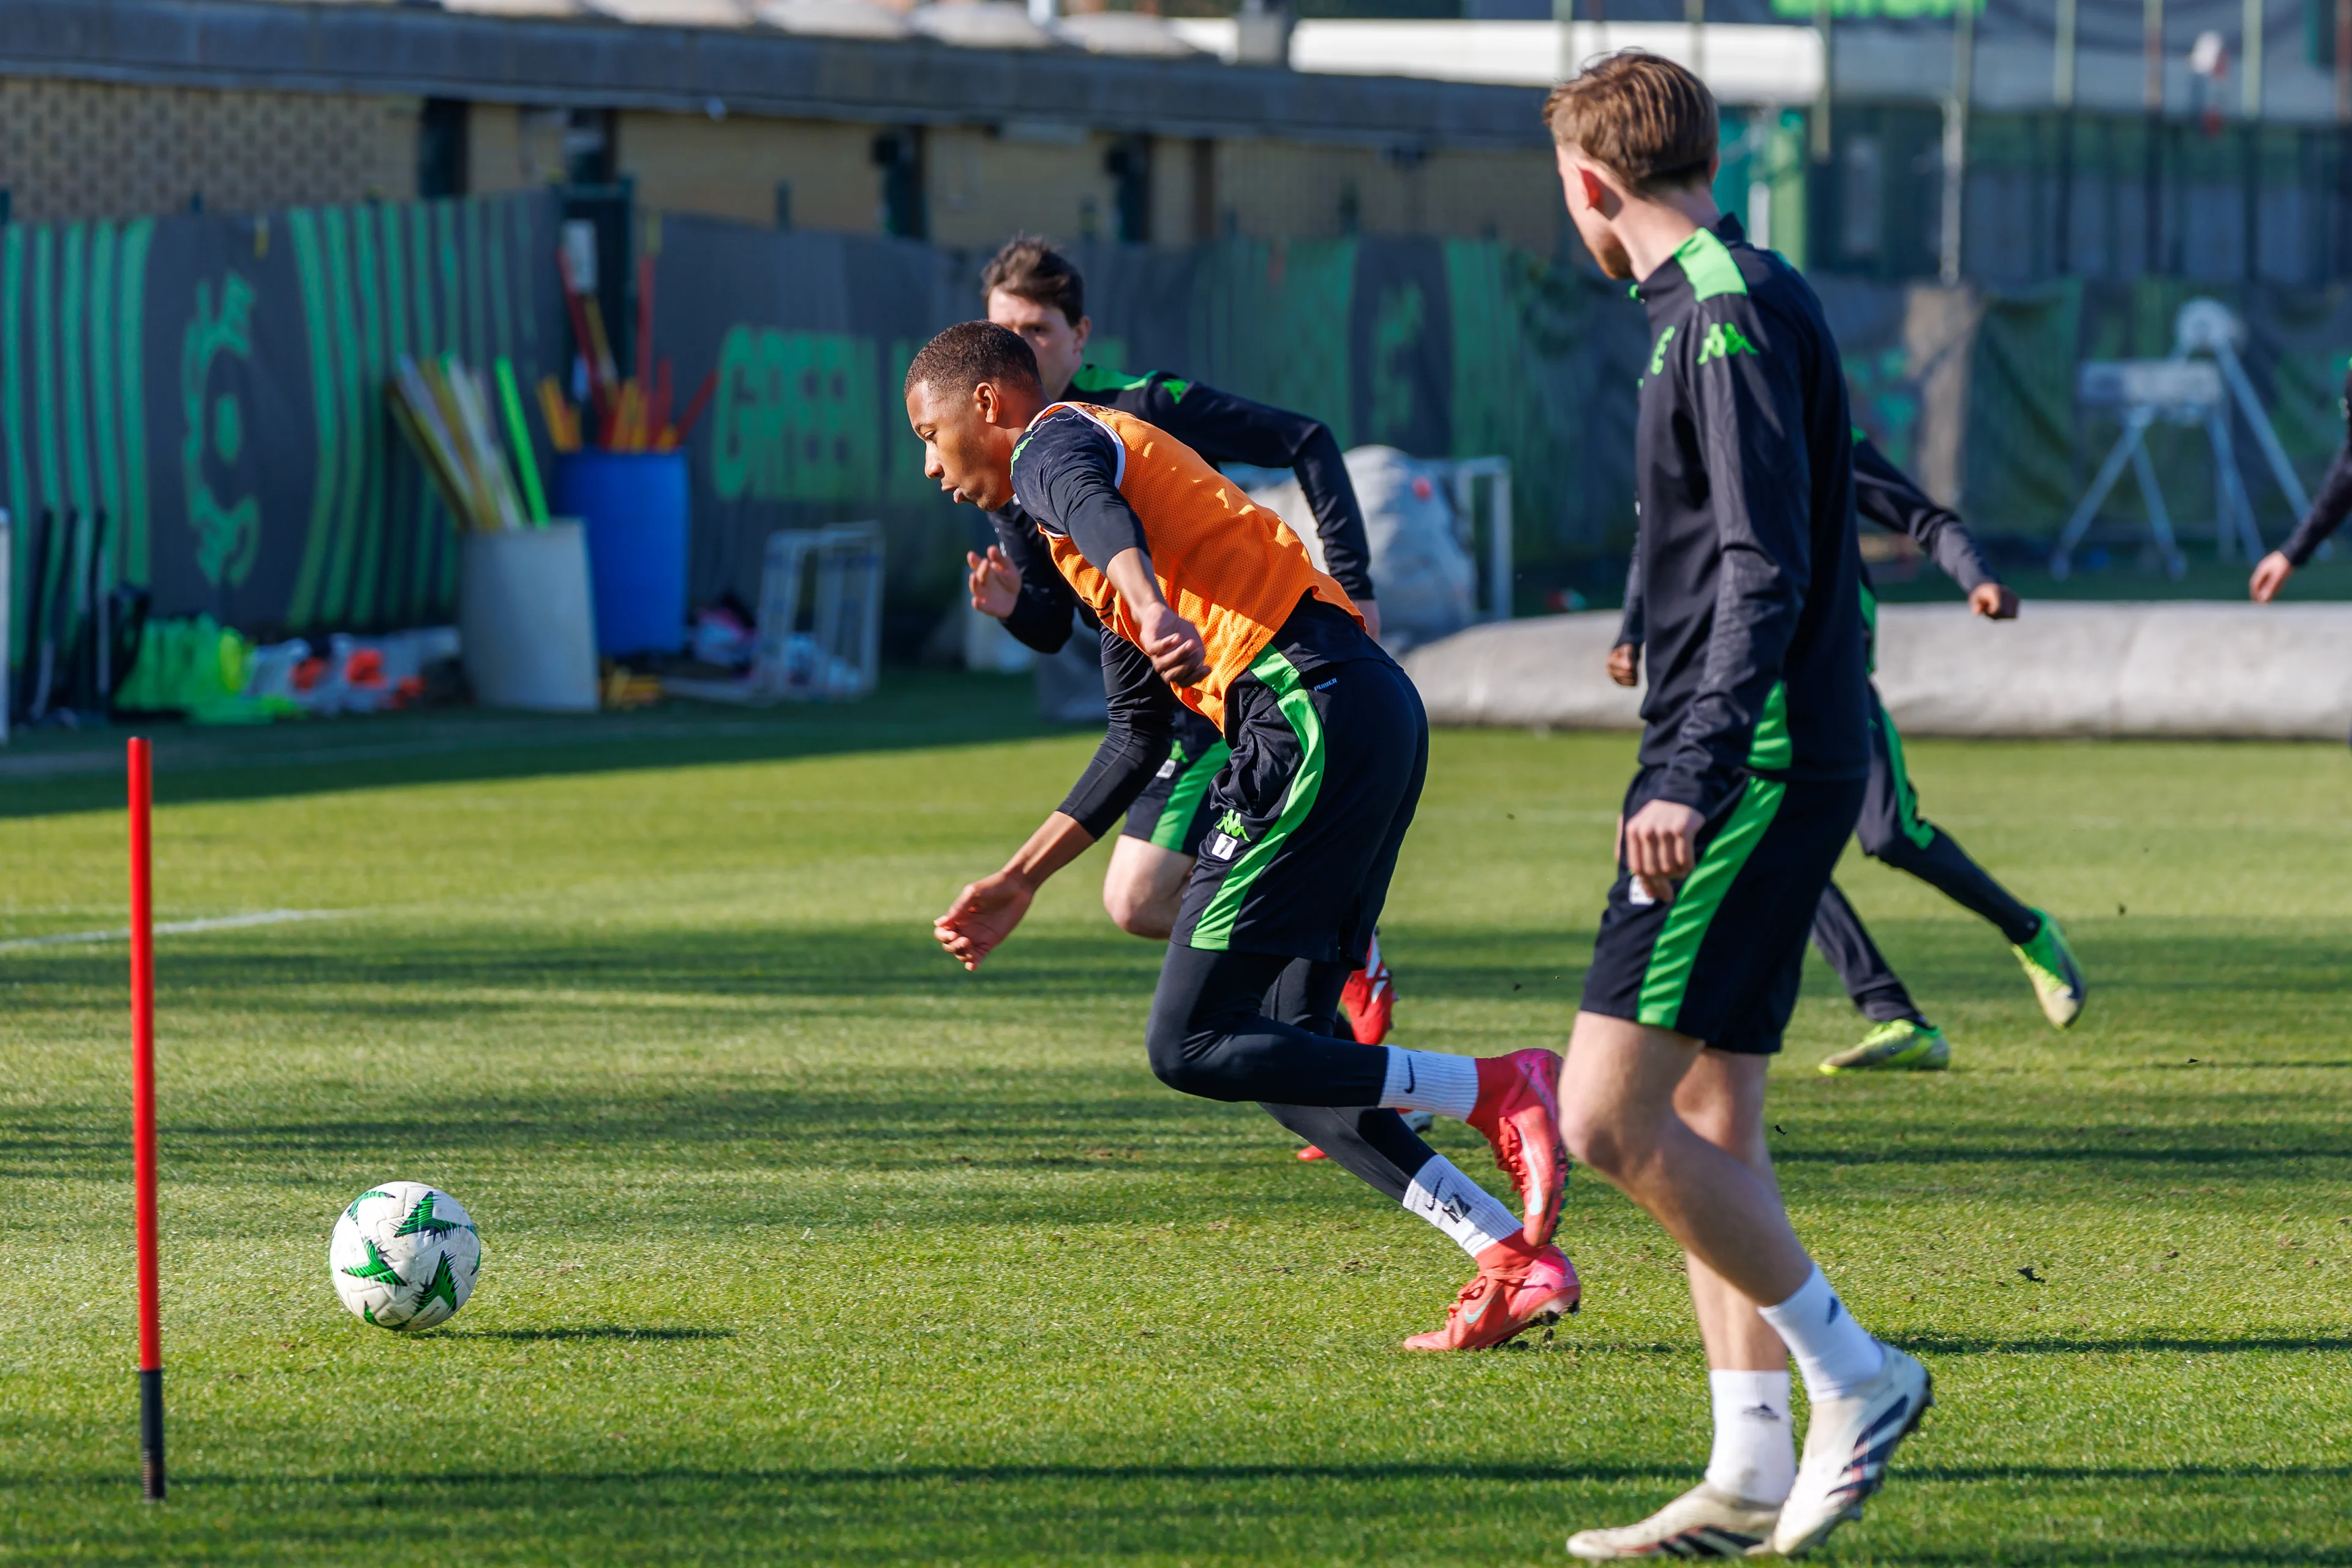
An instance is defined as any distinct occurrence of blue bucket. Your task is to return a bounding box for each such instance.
[552,450,690,657]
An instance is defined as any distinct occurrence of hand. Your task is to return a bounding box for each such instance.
[935,870,1036,971]
[1355,597,1382,642]
[1968,582,2019,620]
[1606,643,1641,687]
[967,546,1022,619]
[1622,798,1703,903]
[2250,550,2294,603]
[1136,599,1210,686]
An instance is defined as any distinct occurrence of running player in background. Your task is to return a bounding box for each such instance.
[910,322,1574,1352]
[2249,360,2352,602]
[965,239,1400,1051]
[1611,396,2086,1072]
[1547,55,1930,1558]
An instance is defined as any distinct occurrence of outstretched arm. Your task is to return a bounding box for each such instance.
[1850,436,2014,617]
[935,632,1182,970]
[2256,444,2352,600]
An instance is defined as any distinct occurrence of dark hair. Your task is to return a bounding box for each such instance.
[1542,50,1719,195]
[904,320,1042,401]
[980,235,1085,327]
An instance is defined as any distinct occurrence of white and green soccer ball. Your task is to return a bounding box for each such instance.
[329,1183,481,1331]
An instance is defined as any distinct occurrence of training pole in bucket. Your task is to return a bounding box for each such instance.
[128,737,165,1502]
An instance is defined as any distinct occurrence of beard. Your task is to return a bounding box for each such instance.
[1583,225,1634,281]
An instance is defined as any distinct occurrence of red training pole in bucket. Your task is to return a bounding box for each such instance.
[127,737,165,1502]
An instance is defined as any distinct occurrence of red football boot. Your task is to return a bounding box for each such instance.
[1403,1237,1580,1351]
[1340,931,1395,1046]
[1296,1144,1329,1161]
[1465,1048,1568,1246]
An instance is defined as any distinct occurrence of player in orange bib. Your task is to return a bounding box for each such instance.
[907,321,1575,1349]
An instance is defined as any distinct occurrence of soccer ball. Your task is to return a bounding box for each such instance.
[328,1182,482,1331]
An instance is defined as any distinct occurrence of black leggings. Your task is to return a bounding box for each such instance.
[1144,943,1442,1206]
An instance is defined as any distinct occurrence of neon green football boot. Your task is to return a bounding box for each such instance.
[2011,909,2086,1028]
[1820,1018,1950,1074]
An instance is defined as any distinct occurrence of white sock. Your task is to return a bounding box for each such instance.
[1401,1155,1521,1259]
[1704,1369,1796,1505]
[1380,1048,1479,1119]
[1757,1266,1886,1401]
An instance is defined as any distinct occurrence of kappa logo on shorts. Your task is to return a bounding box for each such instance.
[1204,809,1251,862]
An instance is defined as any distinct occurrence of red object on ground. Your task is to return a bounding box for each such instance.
[128,738,166,1501]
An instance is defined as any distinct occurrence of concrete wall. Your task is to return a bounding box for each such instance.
[0,77,419,223]
[1403,603,2352,742]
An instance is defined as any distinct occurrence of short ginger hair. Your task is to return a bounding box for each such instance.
[1543,50,1719,195]
[980,236,1085,328]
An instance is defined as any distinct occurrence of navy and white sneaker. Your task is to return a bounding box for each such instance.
[1771,1343,1933,1556]
[1567,1482,1779,1559]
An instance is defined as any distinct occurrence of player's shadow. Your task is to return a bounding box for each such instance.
[1893,1331,2351,1357]
[439,1327,734,1342]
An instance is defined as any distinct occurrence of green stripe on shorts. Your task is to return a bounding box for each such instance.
[1188,650,1322,951]
[1635,777,1787,1031]
[1150,738,1231,851]
[1877,703,1936,850]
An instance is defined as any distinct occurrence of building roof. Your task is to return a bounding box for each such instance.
[0,0,1552,149]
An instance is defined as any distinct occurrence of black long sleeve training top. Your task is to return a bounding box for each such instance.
[1618,434,1999,646]
[1624,224,1869,821]
[1010,409,1372,837]
[2279,363,2352,567]
[986,366,1375,656]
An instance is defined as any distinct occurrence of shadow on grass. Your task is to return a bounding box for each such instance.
[1896,1333,2351,1357]
[440,1327,736,1342]
[0,672,1060,821]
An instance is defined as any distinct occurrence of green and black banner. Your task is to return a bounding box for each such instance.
[650,216,1645,617]
[0,192,563,660]
[10,188,2352,671]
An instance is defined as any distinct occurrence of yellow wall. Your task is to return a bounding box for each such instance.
[618,111,883,233]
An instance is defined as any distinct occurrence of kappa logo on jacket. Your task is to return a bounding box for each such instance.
[1697,322,1758,365]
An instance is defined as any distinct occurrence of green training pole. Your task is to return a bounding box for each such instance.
[494,356,551,527]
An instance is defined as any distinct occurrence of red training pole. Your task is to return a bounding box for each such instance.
[128,737,165,1503]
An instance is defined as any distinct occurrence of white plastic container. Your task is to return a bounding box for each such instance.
[459,521,598,713]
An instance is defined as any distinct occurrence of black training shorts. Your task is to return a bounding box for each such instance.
[1170,650,1427,967]
[1121,707,1230,856]
[1581,771,1864,1055]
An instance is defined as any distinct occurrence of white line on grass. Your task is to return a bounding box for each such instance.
[0,909,353,952]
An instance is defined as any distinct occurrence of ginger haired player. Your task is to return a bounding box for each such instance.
[910,320,1574,1351]
[1545,52,1931,1559]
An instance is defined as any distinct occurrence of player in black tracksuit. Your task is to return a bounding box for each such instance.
[1615,431,2086,1068]
[1611,215,2086,1069]
[2250,361,2352,603]
[1577,224,1873,1054]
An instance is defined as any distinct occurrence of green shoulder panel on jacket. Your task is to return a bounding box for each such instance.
[1673,227,1747,303]
[1068,364,1187,402]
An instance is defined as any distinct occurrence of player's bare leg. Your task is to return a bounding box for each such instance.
[1101,836,1193,940]
[1559,1013,1929,1558]
[1569,1054,1798,1557]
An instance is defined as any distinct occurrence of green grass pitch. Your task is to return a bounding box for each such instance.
[1,674,2347,1564]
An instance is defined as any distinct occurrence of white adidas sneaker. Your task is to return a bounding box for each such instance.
[1566,1481,1781,1560]
[1770,1343,1933,1557]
